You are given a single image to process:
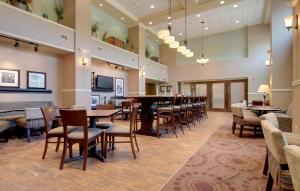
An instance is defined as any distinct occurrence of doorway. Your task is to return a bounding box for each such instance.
[178,78,248,111]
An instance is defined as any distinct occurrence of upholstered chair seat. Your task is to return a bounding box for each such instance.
[47,126,78,135]
[105,125,130,134]
[68,128,103,140]
[96,121,114,129]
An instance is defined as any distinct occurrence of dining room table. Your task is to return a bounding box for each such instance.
[57,109,120,162]
[126,96,173,136]
[248,105,282,116]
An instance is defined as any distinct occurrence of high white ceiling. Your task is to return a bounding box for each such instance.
[114,0,268,40]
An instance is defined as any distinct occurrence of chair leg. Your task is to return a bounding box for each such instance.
[59,141,67,170]
[79,144,83,156]
[130,137,136,159]
[112,136,115,151]
[173,126,178,138]
[69,143,73,158]
[42,138,48,159]
[55,137,61,152]
[82,144,88,171]
[4,129,9,142]
[134,135,140,152]
[263,151,268,176]
[101,133,104,157]
[254,126,257,136]
[27,129,31,143]
[232,122,236,134]
[104,135,108,159]
[265,173,273,191]
[239,125,244,138]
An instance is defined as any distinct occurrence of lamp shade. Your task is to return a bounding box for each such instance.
[158,30,170,39]
[257,84,271,94]
[169,41,179,48]
[177,45,186,53]
[164,35,175,44]
[284,15,294,29]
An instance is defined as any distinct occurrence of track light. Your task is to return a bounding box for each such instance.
[14,41,19,48]
[34,45,39,52]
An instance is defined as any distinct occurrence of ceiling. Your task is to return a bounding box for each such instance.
[111,0,268,40]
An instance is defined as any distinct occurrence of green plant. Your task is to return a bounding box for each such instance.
[145,46,151,58]
[91,21,100,35]
[54,0,64,20]
[125,37,129,50]
[102,31,107,41]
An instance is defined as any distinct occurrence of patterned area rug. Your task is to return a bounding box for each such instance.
[161,125,276,191]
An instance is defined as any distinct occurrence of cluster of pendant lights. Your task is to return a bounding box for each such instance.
[157,0,194,58]
[196,21,209,65]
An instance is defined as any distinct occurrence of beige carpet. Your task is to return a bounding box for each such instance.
[161,121,276,191]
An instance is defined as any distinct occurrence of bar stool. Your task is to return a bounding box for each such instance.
[156,107,177,138]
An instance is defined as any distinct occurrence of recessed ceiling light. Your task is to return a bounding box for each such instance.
[197,14,201,18]
[168,22,172,25]
[235,20,240,23]
[179,33,183,36]
[220,1,225,4]
[205,27,209,30]
[149,21,153,25]
[99,3,103,6]
[121,17,124,20]
[150,4,155,9]
[168,16,171,20]
[233,4,238,8]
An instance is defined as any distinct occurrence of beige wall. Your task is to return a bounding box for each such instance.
[161,24,270,103]
[0,41,62,105]
[292,1,300,132]
[91,59,128,103]
[271,0,293,108]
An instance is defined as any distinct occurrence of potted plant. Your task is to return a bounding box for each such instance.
[55,0,64,24]
[102,31,107,42]
[91,21,100,38]
[125,37,130,50]
[145,46,151,58]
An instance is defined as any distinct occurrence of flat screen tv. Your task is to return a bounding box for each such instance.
[96,75,113,91]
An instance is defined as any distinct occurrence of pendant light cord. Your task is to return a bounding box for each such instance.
[184,0,187,46]
[201,21,204,56]
[168,0,172,33]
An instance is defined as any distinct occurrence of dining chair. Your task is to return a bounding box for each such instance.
[284,145,300,191]
[156,107,177,138]
[121,101,132,120]
[95,104,115,129]
[41,106,78,159]
[104,107,139,159]
[59,109,104,170]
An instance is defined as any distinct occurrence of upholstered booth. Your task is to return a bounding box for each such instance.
[231,103,261,137]
[284,145,300,191]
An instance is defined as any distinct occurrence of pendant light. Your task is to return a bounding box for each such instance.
[158,0,174,43]
[196,21,209,65]
[181,0,193,57]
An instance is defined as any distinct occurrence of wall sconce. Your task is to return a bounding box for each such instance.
[265,60,271,67]
[284,15,298,31]
[82,57,88,66]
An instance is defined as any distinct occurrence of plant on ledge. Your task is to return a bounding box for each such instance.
[102,31,107,42]
[7,0,33,12]
[55,0,64,24]
[145,46,151,58]
[91,21,100,38]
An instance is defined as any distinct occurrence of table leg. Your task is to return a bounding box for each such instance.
[136,100,157,136]
[88,117,105,162]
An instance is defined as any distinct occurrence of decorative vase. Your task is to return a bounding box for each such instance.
[15,2,27,11]
[57,17,63,24]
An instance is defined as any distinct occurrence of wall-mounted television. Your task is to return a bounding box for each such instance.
[95,75,113,91]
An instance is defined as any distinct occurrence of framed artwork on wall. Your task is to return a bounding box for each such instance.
[160,86,165,93]
[91,95,100,107]
[27,71,46,89]
[0,69,20,88]
[166,86,172,93]
[115,78,124,97]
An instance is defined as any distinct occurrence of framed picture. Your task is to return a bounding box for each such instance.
[0,69,20,88]
[115,78,124,97]
[160,86,165,93]
[91,95,100,107]
[166,86,172,93]
[27,71,46,89]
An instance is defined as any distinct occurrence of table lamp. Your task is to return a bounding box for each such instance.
[257,84,271,105]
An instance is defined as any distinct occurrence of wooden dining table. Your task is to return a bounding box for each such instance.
[57,109,120,162]
[248,106,282,116]
[127,96,173,136]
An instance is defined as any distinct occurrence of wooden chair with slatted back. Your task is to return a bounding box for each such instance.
[104,107,139,159]
[156,107,177,138]
[121,101,132,120]
[59,109,104,170]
